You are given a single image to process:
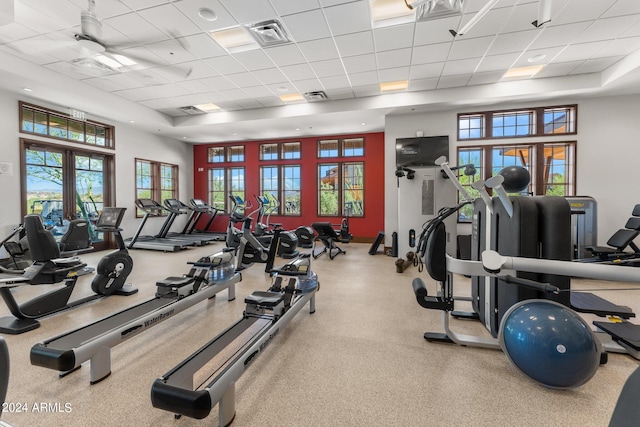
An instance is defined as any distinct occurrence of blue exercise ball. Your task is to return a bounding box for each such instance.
[499,299,601,389]
[498,166,530,193]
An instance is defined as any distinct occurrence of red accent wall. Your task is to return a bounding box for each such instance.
[192,132,385,240]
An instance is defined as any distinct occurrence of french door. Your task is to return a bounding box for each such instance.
[21,139,115,251]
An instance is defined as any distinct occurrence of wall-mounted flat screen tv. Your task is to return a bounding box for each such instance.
[395,136,449,167]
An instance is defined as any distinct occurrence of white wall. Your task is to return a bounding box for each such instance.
[0,88,193,242]
[384,94,640,249]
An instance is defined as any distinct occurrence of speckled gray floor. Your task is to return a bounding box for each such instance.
[1,242,639,427]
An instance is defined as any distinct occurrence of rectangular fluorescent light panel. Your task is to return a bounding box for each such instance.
[503,65,545,79]
[370,0,414,28]
[380,80,409,92]
[279,93,304,102]
[194,103,221,112]
[95,54,123,69]
[211,27,259,53]
[111,53,136,66]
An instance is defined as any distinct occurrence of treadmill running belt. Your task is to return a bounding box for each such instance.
[594,321,640,351]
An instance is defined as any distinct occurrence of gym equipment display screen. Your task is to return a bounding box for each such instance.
[395,136,449,167]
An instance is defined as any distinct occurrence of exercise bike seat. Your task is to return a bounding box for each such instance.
[245,291,283,307]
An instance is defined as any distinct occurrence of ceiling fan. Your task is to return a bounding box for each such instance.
[70,0,192,77]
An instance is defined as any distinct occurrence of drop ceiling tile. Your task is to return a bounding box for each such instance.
[467,71,504,86]
[342,53,377,73]
[553,0,617,25]
[219,0,277,24]
[174,0,239,32]
[409,62,445,79]
[114,86,163,102]
[373,23,415,52]
[242,85,275,97]
[67,0,132,18]
[137,4,202,38]
[194,91,231,102]
[436,74,471,89]
[265,82,297,94]
[151,83,192,99]
[180,60,220,79]
[412,42,451,65]
[251,67,289,84]
[44,62,100,80]
[455,7,514,38]
[487,30,538,55]
[219,88,252,101]
[319,74,351,89]
[118,0,170,10]
[602,0,640,18]
[347,71,379,86]
[442,58,482,76]
[82,77,129,92]
[270,0,321,15]
[280,63,316,81]
[215,101,243,111]
[225,72,263,88]
[376,48,412,69]
[497,2,537,33]
[289,79,323,93]
[324,1,371,36]
[204,55,246,74]
[378,67,409,82]
[178,79,212,93]
[16,1,80,31]
[104,12,168,45]
[0,23,38,42]
[264,44,307,66]
[144,39,198,64]
[622,18,640,37]
[570,56,622,74]
[323,88,355,100]
[575,15,640,44]
[178,33,227,59]
[414,16,462,46]
[408,78,438,92]
[528,21,593,50]
[448,36,494,61]
[592,36,640,58]
[553,41,610,63]
[534,61,582,78]
[140,99,176,110]
[166,93,212,107]
[236,99,264,109]
[297,38,340,61]
[319,0,351,6]
[352,84,379,97]
[280,9,332,43]
[232,50,276,71]
[476,53,520,73]
[256,97,285,107]
[200,75,238,91]
[334,31,374,57]
[103,73,149,90]
[516,46,563,66]
[310,59,346,77]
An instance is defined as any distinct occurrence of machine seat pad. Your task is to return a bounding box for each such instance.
[245,291,283,307]
[156,276,195,288]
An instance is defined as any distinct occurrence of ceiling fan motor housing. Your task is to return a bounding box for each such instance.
[81,9,102,40]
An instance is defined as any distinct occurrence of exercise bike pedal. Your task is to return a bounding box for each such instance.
[424,332,455,344]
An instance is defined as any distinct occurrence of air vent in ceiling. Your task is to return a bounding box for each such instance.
[178,106,206,115]
[246,19,291,47]
[415,0,463,22]
[303,91,328,102]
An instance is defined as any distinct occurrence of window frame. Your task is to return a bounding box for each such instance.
[206,166,245,213]
[20,101,115,149]
[259,164,302,216]
[134,158,179,217]
[317,137,364,158]
[317,161,364,217]
[458,105,577,141]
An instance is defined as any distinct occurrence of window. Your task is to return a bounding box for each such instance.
[282,142,301,159]
[260,144,278,160]
[20,102,114,148]
[318,138,364,158]
[135,158,178,216]
[206,146,245,163]
[456,142,576,221]
[208,167,245,213]
[318,162,364,217]
[458,105,577,140]
[259,165,301,215]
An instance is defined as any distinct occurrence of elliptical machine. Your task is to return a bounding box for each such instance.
[91,207,137,296]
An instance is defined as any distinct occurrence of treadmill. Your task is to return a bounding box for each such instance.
[157,199,218,246]
[183,198,226,241]
[124,199,191,252]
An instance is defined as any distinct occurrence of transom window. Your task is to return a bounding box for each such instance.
[20,102,114,148]
[207,146,245,163]
[259,142,301,160]
[318,138,364,158]
[458,105,576,140]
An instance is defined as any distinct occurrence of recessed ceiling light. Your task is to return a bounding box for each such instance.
[279,93,304,103]
[503,64,545,79]
[22,87,32,92]
[129,120,135,123]
[198,7,217,21]
[295,127,301,131]
[194,102,221,112]
[361,122,366,125]
[276,86,289,93]
[233,133,237,136]
[528,53,546,63]
[380,80,409,92]
[210,27,259,53]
